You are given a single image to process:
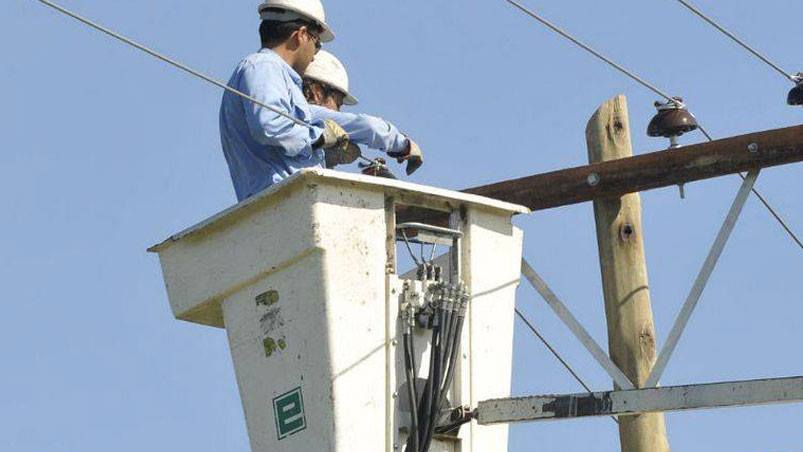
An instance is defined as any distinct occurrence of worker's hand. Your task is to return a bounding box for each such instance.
[320,119,360,167]
[388,138,423,175]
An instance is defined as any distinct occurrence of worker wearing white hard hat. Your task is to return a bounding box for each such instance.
[303,51,424,175]
[219,0,364,202]
[303,50,358,107]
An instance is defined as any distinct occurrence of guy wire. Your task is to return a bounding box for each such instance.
[515,308,619,424]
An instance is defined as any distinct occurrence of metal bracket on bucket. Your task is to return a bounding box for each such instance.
[397,222,462,246]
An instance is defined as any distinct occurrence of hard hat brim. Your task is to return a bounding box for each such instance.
[319,27,334,43]
[343,93,358,106]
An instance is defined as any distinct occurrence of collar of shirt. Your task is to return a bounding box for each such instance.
[258,48,303,88]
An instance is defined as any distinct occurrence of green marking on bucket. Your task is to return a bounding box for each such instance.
[263,336,288,357]
[273,387,306,440]
[263,337,277,357]
[256,290,280,307]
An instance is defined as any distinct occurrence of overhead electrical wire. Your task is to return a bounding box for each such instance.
[672,0,797,84]
[668,0,803,250]
[35,0,312,129]
[505,0,803,253]
[505,0,719,141]
[505,0,675,105]
[35,0,387,170]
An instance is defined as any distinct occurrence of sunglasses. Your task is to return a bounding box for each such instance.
[304,27,322,51]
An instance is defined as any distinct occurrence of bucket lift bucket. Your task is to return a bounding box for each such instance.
[149,169,528,451]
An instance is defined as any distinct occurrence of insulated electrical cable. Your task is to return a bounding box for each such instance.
[505,0,803,253]
[438,303,465,409]
[672,0,797,83]
[403,326,420,452]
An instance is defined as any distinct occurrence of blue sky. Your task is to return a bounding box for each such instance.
[2,1,802,451]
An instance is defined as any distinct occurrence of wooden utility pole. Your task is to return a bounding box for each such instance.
[586,95,670,452]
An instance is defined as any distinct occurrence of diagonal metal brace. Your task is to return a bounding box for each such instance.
[646,170,760,388]
[521,259,635,390]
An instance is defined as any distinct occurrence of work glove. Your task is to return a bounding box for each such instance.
[320,119,360,167]
[387,138,423,175]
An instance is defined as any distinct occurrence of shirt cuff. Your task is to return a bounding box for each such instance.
[388,134,410,155]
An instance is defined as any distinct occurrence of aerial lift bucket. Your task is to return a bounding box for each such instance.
[149,169,528,452]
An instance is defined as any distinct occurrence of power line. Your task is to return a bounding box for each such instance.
[515,308,619,424]
[35,0,313,129]
[672,0,796,84]
[737,174,803,251]
[698,127,803,252]
[506,0,803,254]
[506,0,676,105]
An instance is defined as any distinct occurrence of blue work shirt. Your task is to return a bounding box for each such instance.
[219,49,325,201]
[310,106,410,155]
[220,49,411,201]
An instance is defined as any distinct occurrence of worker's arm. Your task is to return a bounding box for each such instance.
[309,106,409,154]
[240,61,324,157]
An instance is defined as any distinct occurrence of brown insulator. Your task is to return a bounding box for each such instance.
[647,98,699,139]
[788,75,803,106]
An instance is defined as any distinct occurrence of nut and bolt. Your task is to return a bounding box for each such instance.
[587,172,601,186]
[747,142,759,153]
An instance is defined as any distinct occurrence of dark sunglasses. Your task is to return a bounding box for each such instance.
[304,27,322,51]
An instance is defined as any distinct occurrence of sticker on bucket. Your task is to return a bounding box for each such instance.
[273,387,306,440]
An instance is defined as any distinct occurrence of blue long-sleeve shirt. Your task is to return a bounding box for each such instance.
[220,49,411,201]
[220,49,325,201]
[310,106,409,154]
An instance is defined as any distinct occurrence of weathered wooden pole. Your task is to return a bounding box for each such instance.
[586,95,670,452]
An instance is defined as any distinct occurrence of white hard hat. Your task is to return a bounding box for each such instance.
[258,0,334,43]
[304,50,359,105]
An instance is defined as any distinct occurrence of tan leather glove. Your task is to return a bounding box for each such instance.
[320,119,360,168]
[388,138,423,175]
[320,119,348,149]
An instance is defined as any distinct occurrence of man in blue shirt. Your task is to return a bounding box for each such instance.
[302,50,424,175]
[220,0,356,201]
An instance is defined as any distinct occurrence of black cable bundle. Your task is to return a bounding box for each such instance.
[402,323,419,452]
[404,286,469,452]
